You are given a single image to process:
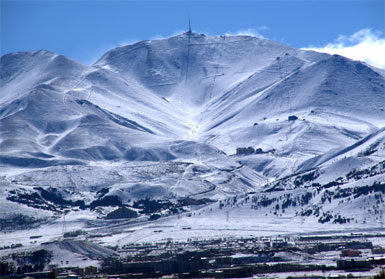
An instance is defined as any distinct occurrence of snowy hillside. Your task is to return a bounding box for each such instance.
[0,32,384,266]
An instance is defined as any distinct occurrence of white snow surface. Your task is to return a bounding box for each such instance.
[0,33,384,264]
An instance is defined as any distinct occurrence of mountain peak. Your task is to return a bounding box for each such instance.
[1,33,384,168]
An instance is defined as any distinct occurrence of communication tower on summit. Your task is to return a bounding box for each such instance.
[185,17,192,83]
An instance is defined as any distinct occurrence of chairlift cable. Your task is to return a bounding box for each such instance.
[208,35,226,101]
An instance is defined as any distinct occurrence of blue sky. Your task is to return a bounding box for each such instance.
[1,0,384,66]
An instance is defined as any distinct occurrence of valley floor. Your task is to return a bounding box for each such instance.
[1,228,385,279]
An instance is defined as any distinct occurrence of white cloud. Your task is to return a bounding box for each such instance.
[149,30,186,41]
[81,38,140,65]
[257,25,269,31]
[118,38,140,47]
[225,28,265,38]
[303,29,385,69]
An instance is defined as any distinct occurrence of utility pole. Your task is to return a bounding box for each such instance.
[62,212,67,237]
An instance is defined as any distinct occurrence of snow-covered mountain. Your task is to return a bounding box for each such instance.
[0,32,384,263]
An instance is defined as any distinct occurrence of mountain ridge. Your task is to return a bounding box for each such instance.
[0,34,384,251]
